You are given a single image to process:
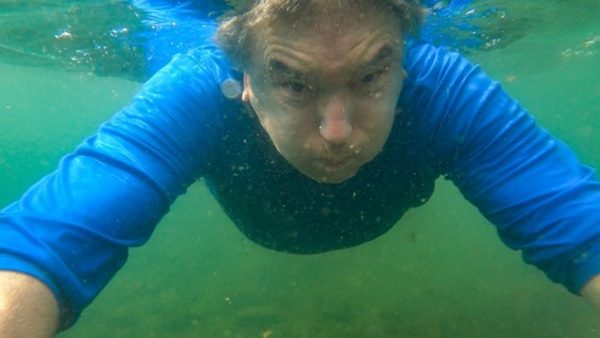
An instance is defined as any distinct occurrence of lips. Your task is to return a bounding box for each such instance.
[323,157,348,164]
[318,156,351,169]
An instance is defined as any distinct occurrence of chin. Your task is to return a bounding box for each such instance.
[319,176,353,184]
[306,169,358,184]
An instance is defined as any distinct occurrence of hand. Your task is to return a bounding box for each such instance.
[0,271,59,338]
[581,274,600,312]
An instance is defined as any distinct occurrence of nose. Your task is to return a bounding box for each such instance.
[319,95,352,144]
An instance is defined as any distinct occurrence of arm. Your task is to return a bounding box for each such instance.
[402,42,600,297]
[0,271,59,338]
[0,45,232,330]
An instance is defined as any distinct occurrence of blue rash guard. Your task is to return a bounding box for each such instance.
[1,1,600,329]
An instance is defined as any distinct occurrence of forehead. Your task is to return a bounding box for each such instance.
[249,5,403,75]
[270,3,399,36]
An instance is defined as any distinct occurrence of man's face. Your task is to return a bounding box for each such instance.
[242,8,406,183]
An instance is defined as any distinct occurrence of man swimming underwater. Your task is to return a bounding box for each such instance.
[1,0,600,336]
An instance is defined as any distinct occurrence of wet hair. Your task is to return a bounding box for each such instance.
[216,0,426,69]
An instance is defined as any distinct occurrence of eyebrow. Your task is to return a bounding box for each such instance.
[265,44,398,80]
[265,59,307,80]
[356,45,397,73]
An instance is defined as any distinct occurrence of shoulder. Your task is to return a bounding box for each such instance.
[397,40,523,170]
[401,40,486,101]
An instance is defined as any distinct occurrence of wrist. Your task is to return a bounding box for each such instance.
[581,274,600,311]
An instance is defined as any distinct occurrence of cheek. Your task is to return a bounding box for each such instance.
[275,122,315,155]
[351,103,396,156]
[356,99,396,132]
[256,108,316,155]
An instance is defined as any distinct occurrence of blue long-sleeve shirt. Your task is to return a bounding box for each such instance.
[1,3,600,329]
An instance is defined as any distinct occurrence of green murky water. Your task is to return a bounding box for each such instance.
[1,1,599,337]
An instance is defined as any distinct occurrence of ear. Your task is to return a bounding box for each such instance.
[242,72,253,102]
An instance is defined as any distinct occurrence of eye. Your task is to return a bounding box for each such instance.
[361,70,384,84]
[285,81,307,93]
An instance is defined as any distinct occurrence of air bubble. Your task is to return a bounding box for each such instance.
[54,30,73,40]
[220,79,242,99]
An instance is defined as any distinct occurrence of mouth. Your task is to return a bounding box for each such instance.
[318,156,352,170]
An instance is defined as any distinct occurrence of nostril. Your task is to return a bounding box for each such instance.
[320,94,352,143]
[319,119,352,144]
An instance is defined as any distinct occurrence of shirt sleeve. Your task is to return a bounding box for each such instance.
[401,42,600,294]
[0,46,231,328]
